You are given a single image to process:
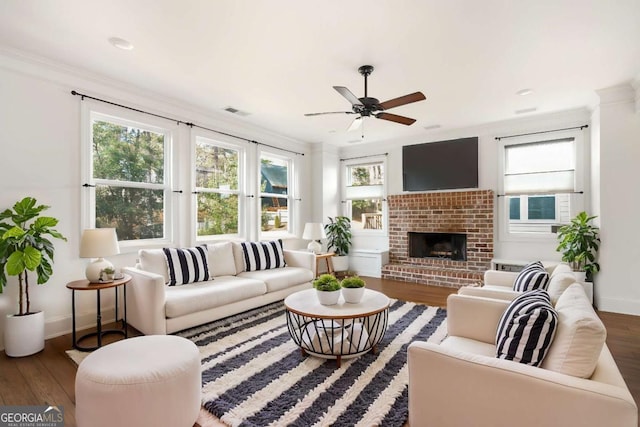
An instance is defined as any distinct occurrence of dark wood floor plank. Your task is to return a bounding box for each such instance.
[0,352,36,404]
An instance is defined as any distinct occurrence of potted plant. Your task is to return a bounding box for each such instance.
[0,197,67,357]
[324,216,352,273]
[100,266,115,282]
[556,211,600,282]
[313,274,341,305]
[341,275,366,304]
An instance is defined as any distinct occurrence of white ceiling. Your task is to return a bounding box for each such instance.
[1,0,639,146]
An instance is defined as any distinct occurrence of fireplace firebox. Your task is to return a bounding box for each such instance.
[408,232,467,261]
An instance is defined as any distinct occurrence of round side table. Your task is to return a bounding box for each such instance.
[66,274,131,351]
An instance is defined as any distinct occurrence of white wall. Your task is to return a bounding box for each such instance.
[594,84,640,314]
[0,51,312,349]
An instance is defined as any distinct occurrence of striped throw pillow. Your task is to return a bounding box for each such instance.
[496,289,558,366]
[513,261,550,292]
[241,240,286,271]
[162,246,210,286]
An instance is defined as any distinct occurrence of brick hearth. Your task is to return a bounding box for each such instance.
[382,190,494,288]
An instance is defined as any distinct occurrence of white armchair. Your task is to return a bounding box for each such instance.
[458,261,593,304]
[407,289,637,427]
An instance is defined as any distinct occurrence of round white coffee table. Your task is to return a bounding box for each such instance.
[284,288,390,367]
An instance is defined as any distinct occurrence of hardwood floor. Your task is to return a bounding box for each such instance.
[1,277,638,426]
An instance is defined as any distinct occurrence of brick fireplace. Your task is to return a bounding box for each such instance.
[382,190,494,288]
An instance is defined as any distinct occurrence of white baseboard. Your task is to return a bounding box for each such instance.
[596,297,640,315]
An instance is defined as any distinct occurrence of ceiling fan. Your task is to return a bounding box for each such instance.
[305,65,426,131]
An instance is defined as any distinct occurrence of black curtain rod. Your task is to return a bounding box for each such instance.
[71,90,304,156]
[495,125,588,141]
[340,153,388,161]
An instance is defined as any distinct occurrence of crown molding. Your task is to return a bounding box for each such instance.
[595,83,636,106]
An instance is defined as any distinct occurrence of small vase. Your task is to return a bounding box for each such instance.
[316,289,341,305]
[342,287,365,304]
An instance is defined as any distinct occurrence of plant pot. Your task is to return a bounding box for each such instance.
[316,289,341,306]
[4,311,45,357]
[574,271,587,283]
[342,287,365,304]
[332,255,349,272]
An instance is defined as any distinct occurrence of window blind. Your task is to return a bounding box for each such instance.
[504,138,575,195]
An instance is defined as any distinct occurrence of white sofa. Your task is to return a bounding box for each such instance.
[408,285,637,427]
[459,261,594,304]
[122,242,315,335]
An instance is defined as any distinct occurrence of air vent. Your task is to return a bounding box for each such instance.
[223,106,251,117]
[423,124,441,131]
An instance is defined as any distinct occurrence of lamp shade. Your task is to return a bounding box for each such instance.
[302,223,325,254]
[80,228,120,258]
[302,223,326,240]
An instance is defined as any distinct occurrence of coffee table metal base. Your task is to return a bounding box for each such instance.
[284,289,390,367]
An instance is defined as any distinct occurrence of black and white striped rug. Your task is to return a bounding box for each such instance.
[176,299,447,427]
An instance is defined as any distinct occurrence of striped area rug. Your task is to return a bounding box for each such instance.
[176,299,447,427]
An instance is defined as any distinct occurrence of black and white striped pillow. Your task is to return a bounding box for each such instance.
[163,246,210,286]
[241,240,286,271]
[513,261,550,292]
[496,289,558,366]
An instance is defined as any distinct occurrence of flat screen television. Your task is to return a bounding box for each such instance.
[402,137,478,191]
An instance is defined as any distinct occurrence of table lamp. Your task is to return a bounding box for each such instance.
[80,228,120,282]
[302,223,326,254]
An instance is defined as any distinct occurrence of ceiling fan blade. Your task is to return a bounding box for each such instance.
[375,112,416,126]
[379,92,426,110]
[347,116,363,132]
[333,86,363,106]
[304,111,354,116]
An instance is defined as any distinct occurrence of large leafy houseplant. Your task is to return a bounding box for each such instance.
[556,211,600,279]
[0,197,67,316]
[324,216,352,256]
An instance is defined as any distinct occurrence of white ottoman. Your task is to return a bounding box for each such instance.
[75,335,201,427]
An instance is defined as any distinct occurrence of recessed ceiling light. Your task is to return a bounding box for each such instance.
[516,88,534,96]
[515,107,538,114]
[108,37,134,50]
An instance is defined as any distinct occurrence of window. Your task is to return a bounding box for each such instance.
[344,159,386,232]
[195,137,242,238]
[259,153,293,236]
[499,131,584,239]
[86,112,173,243]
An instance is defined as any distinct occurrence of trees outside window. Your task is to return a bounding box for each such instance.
[195,138,241,237]
[90,118,170,242]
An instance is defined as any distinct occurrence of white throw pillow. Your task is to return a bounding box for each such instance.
[547,272,577,303]
[206,242,237,277]
[542,283,606,378]
[139,249,170,283]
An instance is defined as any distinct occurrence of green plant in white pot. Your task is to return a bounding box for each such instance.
[324,216,352,273]
[0,197,67,357]
[556,211,600,282]
[313,274,341,306]
[341,275,366,304]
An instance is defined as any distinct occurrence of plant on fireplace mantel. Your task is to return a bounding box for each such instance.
[556,211,600,282]
[0,197,67,357]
